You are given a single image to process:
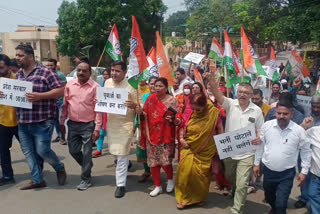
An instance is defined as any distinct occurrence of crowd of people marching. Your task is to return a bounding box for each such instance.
[0,44,320,214]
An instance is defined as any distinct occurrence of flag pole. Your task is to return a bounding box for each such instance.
[225,65,230,97]
[241,50,245,82]
[96,42,108,67]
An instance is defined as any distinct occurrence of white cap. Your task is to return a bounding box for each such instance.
[280,79,287,84]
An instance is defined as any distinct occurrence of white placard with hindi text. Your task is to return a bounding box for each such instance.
[214,125,257,159]
[0,78,33,109]
[95,87,128,115]
[296,95,312,116]
[183,52,205,65]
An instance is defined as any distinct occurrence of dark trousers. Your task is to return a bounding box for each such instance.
[67,120,94,181]
[263,166,296,214]
[0,124,18,179]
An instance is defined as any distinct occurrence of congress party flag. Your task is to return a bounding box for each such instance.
[285,49,310,80]
[241,27,267,76]
[142,47,159,80]
[224,30,241,88]
[268,47,279,82]
[105,24,122,61]
[208,37,224,65]
[127,16,149,89]
[156,31,174,86]
[232,50,250,83]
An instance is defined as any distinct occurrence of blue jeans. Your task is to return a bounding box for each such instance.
[18,120,64,183]
[263,166,296,214]
[309,173,320,214]
[298,155,310,203]
[54,102,63,139]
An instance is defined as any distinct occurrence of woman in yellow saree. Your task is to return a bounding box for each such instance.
[175,93,220,209]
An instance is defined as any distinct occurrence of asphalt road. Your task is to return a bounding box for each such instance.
[0,137,308,214]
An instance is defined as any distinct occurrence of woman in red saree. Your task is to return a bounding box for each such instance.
[143,77,182,197]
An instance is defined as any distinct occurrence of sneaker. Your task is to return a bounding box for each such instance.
[150,186,163,197]
[92,150,102,158]
[247,186,256,194]
[294,200,306,209]
[166,179,174,193]
[52,136,60,143]
[0,177,15,186]
[59,139,67,145]
[77,180,92,191]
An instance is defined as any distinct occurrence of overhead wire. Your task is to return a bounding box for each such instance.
[0,6,56,25]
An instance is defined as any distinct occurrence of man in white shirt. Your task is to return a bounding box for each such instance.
[254,101,312,214]
[175,68,192,95]
[208,75,263,214]
[306,125,320,214]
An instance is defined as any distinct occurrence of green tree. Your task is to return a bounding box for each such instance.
[184,0,208,11]
[186,0,235,43]
[56,0,167,64]
[163,11,189,37]
[186,0,320,46]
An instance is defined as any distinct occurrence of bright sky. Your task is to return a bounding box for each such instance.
[0,0,185,32]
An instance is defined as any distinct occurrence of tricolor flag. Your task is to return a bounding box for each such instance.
[241,27,267,76]
[268,47,279,82]
[233,50,250,83]
[127,16,149,89]
[156,31,174,86]
[285,49,310,80]
[193,67,207,97]
[142,47,159,80]
[105,24,122,61]
[224,30,241,88]
[208,37,224,65]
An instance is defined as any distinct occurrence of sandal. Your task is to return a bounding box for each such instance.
[138,173,151,183]
[197,201,206,206]
[176,203,185,210]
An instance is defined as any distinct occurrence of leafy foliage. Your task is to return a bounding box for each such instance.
[163,11,189,37]
[56,0,167,63]
[185,0,320,45]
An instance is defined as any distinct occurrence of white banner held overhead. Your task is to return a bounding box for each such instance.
[95,87,128,115]
[0,78,33,109]
[214,125,257,159]
[183,52,205,65]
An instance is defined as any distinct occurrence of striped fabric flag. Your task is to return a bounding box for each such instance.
[208,37,224,65]
[241,27,267,76]
[233,50,250,83]
[193,67,207,97]
[285,49,310,80]
[224,30,241,88]
[268,47,279,82]
[105,24,122,61]
[127,16,149,89]
[156,31,174,86]
[142,47,159,80]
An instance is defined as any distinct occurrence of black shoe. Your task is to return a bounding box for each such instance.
[128,160,132,170]
[294,200,306,209]
[115,186,126,198]
[52,137,60,143]
[0,177,15,186]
